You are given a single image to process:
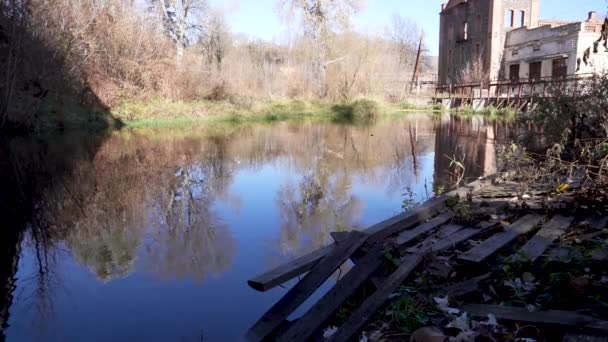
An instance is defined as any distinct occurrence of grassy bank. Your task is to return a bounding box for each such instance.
[112,98,443,127]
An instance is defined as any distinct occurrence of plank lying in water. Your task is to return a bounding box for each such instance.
[247,177,493,292]
[463,304,608,332]
[277,244,385,342]
[247,197,444,292]
[458,214,543,263]
[327,254,424,342]
[246,231,368,342]
[514,215,574,262]
[395,213,454,246]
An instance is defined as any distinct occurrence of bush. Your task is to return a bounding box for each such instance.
[331,99,380,121]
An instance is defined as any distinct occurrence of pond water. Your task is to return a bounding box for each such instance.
[0,114,516,341]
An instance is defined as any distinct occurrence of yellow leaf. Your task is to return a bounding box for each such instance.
[556,183,570,193]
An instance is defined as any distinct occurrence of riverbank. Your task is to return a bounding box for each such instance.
[112,98,443,128]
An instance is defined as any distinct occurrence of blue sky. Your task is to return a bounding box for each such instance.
[209,0,608,55]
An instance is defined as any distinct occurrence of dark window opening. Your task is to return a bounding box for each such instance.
[530,61,542,80]
[510,64,520,81]
[552,58,568,79]
[519,10,525,27]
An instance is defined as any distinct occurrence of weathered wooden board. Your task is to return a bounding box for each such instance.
[246,232,368,341]
[277,244,385,342]
[514,215,574,262]
[247,177,493,292]
[443,273,491,297]
[459,214,543,263]
[420,228,483,254]
[406,224,464,253]
[563,334,608,342]
[247,244,335,292]
[589,216,608,230]
[396,213,454,246]
[247,199,442,292]
[464,304,608,332]
[328,254,424,342]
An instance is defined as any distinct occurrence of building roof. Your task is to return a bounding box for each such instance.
[442,0,467,12]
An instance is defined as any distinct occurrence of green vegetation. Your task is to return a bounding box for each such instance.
[113,98,446,127]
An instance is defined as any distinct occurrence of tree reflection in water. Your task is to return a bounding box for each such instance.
[1,115,520,340]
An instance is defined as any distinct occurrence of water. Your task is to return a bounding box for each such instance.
[0,114,514,341]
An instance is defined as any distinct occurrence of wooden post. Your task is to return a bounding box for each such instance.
[449,84,453,100]
[506,83,511,106]
[410,31,424,93]
[530,80,535,107]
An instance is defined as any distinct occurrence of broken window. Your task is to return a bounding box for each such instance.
[519,11,525,27]
[463,22,468,40]
[505,10,514,28]
[552,58,568,79]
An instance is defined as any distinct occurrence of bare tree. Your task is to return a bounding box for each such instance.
[152,0,207,65]
[387,13,419,68]
[200,10,229,71]
[278,0,363,97]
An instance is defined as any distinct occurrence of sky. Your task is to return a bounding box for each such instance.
[208,0,608,55]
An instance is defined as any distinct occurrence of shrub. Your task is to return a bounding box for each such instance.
[331,99,380,121]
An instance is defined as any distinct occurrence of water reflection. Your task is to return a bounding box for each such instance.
[2,114,516,341]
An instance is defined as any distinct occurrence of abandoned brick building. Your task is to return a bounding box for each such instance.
[438,0,608,85]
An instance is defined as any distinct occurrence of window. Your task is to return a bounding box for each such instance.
[512,49,519,56]
[475,44,480,56]
[505,10,514,28]
[552,58,568,79]
[530,61,542,80]
[519,10,525,27]
[463,22,468,40]
[510,64,520,81]
[585,25,597,32]
[533,44,541,52]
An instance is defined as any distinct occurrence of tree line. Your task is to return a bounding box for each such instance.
[0,0,431,127]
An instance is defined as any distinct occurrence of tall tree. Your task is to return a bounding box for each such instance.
[278,0,363,97]
[153,0,207,65]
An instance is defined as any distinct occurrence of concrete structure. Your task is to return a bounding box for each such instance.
[438,0,540,84]
[438,0,606,85]
[504,12,608,80]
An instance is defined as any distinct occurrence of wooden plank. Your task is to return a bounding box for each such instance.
[247,200,443,292]
[396,213,454,246]
[247,177,493,292]
[416,228,483,254]
[406,224,464,253]
[246,231,369,341]
[443,273,491,297]
[328,254,424,342]
[458,214,543,263]
[277,244,385,342]
[463,304,608,332]
[330,231,351,244]
[563,334,608,342]
[589,216,608,230]
[514,215,574,262]
[247,244,335,292]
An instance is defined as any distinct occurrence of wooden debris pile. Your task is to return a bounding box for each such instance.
[246,176,608,341]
